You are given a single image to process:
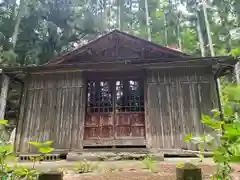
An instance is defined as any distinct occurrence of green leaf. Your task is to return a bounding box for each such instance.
[201,114,223,130]
[205,134,214,143]
[213,150,225,163]
[184,134,192,142]
[214,111,221,118]
[0,120,8,125]
[212,109,221,118]
[201,115,212,124]
[42,141,53,146]
[223,105,233,117]
[231,48,240,57]
[0,144,13,152]
[39,147,54,154]
[28,141,41,147]
[191,137,203,144]
[225,128,240,137]
[231,156,240,162]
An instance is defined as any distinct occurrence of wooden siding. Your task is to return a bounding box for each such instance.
[145,68,218,150]
[15,72,86,153]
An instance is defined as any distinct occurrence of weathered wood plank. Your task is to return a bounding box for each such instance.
[144,77,151,149]
[146,68,217,151]
[0,74,10,141]
[0,74,10,120]
[17,72,87,153]
[15,82,28,152]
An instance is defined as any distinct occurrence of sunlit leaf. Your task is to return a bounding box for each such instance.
[213,150,225,163]
[28,141,41,147]
[201,115,212,124]
[205,134,214,143]
[231,48,240,57]
[191,137,203,144]
[223,105,233,117]
[184,134,192,142]
[39,147,54,154]
[0,120,8,125]
[42,141,53,146]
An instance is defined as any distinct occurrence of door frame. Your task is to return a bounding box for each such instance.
[83,71,146,147]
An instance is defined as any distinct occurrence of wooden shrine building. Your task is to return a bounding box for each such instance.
[0,30,235,154]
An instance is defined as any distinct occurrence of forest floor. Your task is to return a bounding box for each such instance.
[17,158,240,180]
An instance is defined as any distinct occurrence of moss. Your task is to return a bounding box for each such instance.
[178,163,198,169]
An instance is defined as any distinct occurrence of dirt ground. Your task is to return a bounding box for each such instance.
[64,164,216,180]
[17,158,240,180]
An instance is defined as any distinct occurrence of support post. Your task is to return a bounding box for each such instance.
[0,73,10,140]
[0,74,10,120]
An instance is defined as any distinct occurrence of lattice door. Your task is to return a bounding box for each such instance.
[84,78,145,146]
[84,80,114,140]
[115,79,145,139]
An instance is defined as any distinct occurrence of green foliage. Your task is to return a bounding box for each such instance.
[231,48,240,57]
[74,160,98,174]
[185,85,240,179]
[28,141,54,154]
[12,165,40,180]
[28,140,54,169]
[0,120,15,178]
[0,119,56,179]
[176,162,197,169]
[142,155,158,173]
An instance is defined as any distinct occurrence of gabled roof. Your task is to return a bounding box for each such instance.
[46,30,190,65]
[1,30,236,79]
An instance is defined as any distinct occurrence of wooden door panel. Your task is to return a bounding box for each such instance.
[99,114,114,125]
[101,126,113,138]
[84,127,100,139]
[84,113,114,139]
[116,114,131,125]
[131,126,145,137]
[115,112,145,138]
[85,114,99,126]
[116,126,131,137]
[131,113,145,126]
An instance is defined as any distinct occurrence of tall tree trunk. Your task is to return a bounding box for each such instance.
[196,14,206,57]
[164,13,168,45]
[202,2,215,56]
[173,0,182,49]
[219,9,232,53]
[11,0,25,49]
[177,16,182,50]
[144,0,151,41]
[201,1,223,112]
[117,0,122,31]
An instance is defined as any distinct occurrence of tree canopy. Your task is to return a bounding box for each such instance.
[0,0,239,67]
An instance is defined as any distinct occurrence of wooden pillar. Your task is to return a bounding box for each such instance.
[235,61,240,84]
[0,73,10,140]
[0,74,10,120]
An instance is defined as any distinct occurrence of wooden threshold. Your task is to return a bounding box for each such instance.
[83,138,146,147]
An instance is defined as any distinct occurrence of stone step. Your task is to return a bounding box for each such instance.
[66,152,164,162]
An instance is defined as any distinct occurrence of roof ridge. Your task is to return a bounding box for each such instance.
[45,30,191,66]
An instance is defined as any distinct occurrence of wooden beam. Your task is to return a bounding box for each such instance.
[0,74,10,120]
